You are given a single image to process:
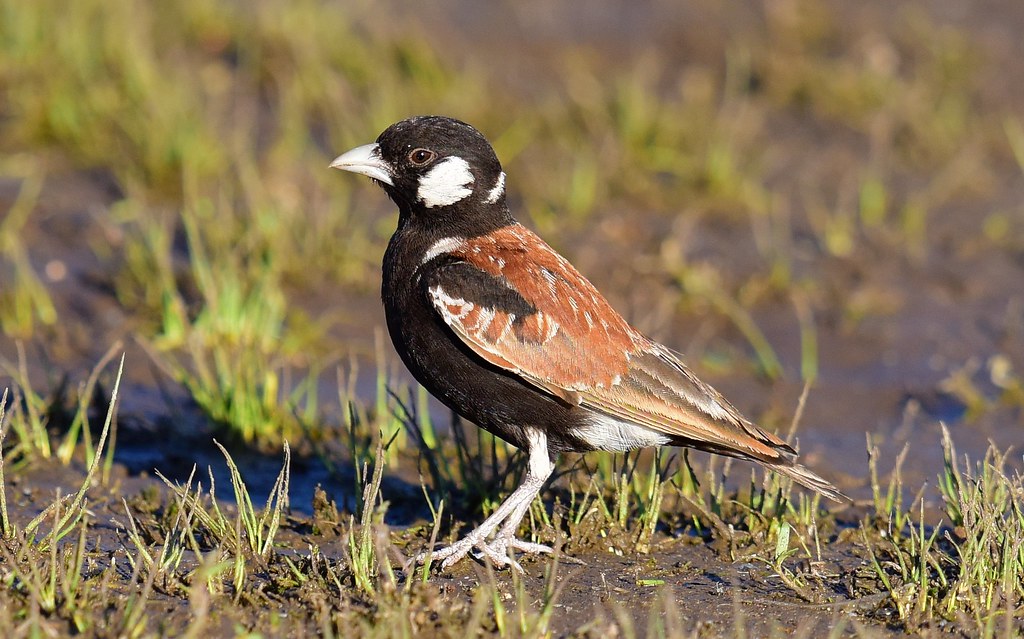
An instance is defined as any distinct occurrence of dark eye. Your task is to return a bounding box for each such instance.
[408,148,436,166]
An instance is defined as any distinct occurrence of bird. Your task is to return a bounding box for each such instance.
[330,115,847,572]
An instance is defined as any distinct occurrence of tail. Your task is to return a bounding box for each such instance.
[772,462,850,503]
[726,417,850,503]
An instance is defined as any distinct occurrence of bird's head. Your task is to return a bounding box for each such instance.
[331,116,511,233]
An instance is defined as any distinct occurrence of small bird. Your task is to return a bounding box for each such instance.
[331,116,846,571]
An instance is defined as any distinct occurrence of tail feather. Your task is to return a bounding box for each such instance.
[772,462,850,503]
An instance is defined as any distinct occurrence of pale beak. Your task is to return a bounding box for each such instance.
[329,143,394,186]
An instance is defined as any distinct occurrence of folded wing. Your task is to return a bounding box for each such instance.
[424,224,846,501]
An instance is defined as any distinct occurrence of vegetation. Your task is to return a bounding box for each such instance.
[1,354,1021,636]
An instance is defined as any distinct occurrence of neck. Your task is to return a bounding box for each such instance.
[395,197,516,240]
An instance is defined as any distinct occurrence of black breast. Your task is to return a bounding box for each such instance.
[381,227,592,455]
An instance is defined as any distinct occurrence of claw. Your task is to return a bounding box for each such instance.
[415,534,553,572]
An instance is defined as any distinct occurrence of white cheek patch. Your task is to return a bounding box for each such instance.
[417,156,475,208]
[485,171,505,204]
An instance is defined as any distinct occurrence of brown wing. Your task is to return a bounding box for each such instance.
[426,225,824,473]
[425,224,641,404]
[579,344,796,462]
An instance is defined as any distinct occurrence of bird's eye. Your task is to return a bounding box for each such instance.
[408,148,436,166]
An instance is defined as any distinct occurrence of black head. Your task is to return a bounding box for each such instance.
[331,116,512,235]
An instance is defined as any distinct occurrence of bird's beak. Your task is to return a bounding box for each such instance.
[329,143,394,186]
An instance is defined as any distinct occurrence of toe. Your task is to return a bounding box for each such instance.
[437,546,473,569]
[417,538,472,569]
[477,542,511,566]
[508,539,553,555]
[416,536,552,572]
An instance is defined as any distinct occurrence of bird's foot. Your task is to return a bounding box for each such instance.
[415,533,553,573]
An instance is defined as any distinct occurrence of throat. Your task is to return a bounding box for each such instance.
[395,198,516,241]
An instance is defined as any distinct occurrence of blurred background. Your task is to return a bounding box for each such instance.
[2,2,1024,634]
[1,0,1023,490]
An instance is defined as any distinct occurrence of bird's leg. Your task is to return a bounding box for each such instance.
[415,430,554,571]
[475,468,553,568]
[492,433,555,553]
[415,471,544,569]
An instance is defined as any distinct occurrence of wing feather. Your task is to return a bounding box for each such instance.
[424,225,820,471]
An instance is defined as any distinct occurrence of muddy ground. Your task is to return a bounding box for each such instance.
[2,0,1023,637]
[3,451,895,637]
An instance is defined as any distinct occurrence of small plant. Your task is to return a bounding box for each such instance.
[936,425,1024,630]
[1,343,53,460]
[345,433,395,594]
[857,426,1023,634]
[867,435,914,532]
[0,355,125,634]
[121,470,200,593]
[18,354,123,549]
[155,439,292,596]
[0,164,57,339]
